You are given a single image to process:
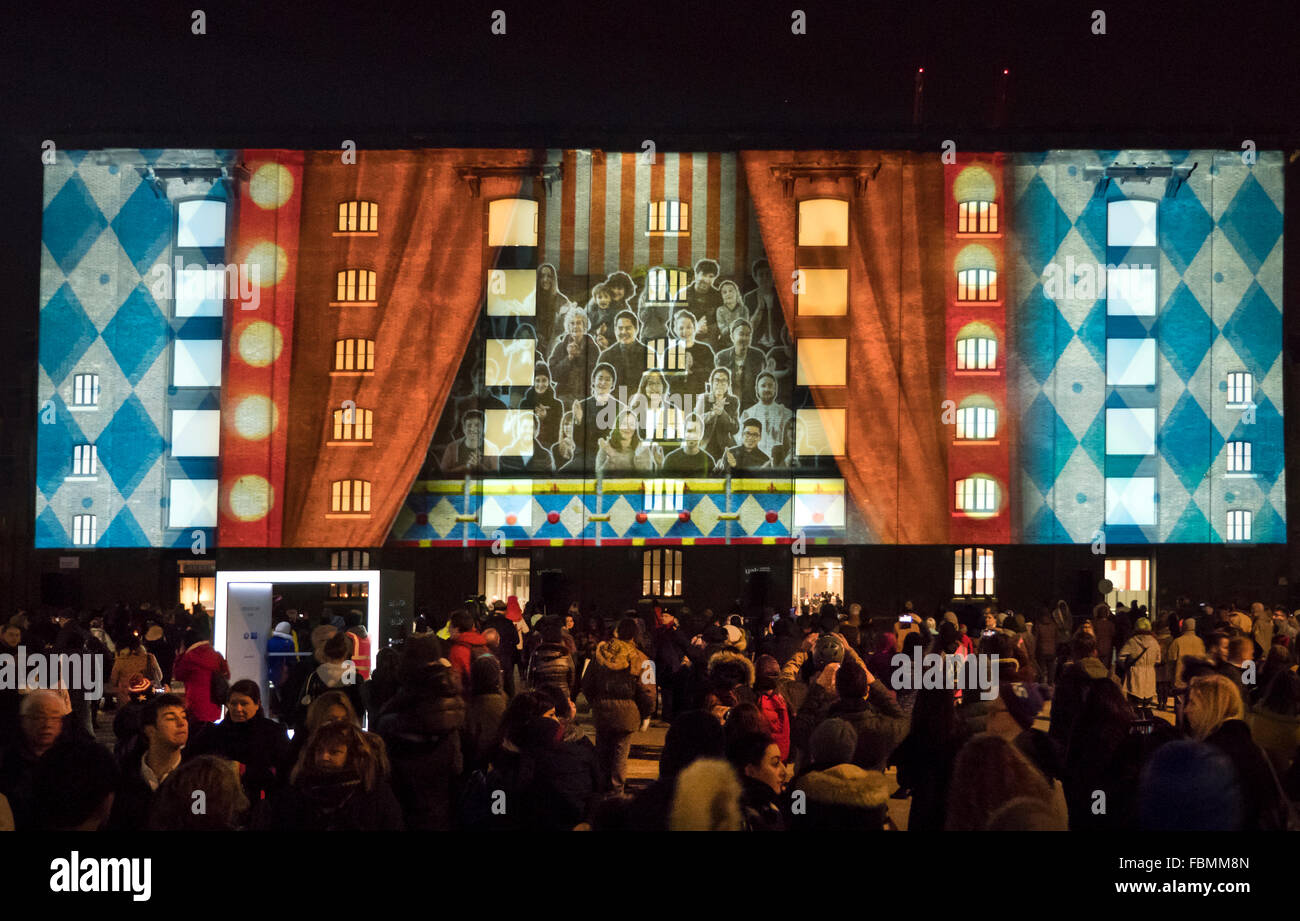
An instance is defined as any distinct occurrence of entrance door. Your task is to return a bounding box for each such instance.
[481,553,531,606]
[793,555,844,609]
[1104,558,1152,611]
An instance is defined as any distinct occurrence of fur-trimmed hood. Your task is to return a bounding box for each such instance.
[593,638,639,671]
[794,764,890,809]
[706,648,755,686]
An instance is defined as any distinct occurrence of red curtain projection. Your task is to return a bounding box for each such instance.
[218,150,305,546]
[275,149,533,547]
[741,151,950,544]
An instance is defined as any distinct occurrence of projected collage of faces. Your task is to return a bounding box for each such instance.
[422,258,834,479]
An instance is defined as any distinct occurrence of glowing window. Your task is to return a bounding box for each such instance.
[1107,339,1157,387]
[1106,266,1157,316]
[957,201,999,234]
[1226,441,1252,473]
[333,339,375,372]
[643,548,682,598]
[1226,372,1253,407]
[335,269,376,303]
[647,200,690,235]
[171,410,221,457]
[957,268,998,301]
[956,337,998,371]
[1107,199,1157,248]
[955,405,997,441]
[1105,477,1156,527]
[176,199,227,248]
[646,338,688,372]
[337,200,378,233]
[796,408,846,456]
[796,339,847,386]
[955,476,998,513]
[72,374,99,407]
[330,479,371,513]
[1226,510,1252,542]
[644,478,686,514]
[796,268,848,316]
[798,199,849,246]
[175,268,226,317]
[1105,408,1157,456]
[332,407,373,441]
[488,199,539,247]
[486,268,537,317]
[953,547,995,597]
[646,267,689,303]
[72,514,97,546]
[485,339,537,387]
[1104,558,1150,592]
[330,550,371,570]
[168,479,218,528]
[72,444,98,476]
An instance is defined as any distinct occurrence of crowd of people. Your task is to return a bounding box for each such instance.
[1,593,1298,831]
[423,260,839,478]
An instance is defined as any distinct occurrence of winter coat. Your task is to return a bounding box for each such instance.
[191,713,292,803]
[110,649,162,698]
[1205,719,1287,831]
[1048,656,1110,747]
[757,689,792,761]
[377,690,467,831]
[172,641,230,723]
[528,642,576,698]
[261,771,404,831]
[738,775,786,831]
[529,722,601,830]
[447,631,492,689]
[581,639,655,732]
[1167,631,1207,688]
[826,682,908,771]
[788,763,890,831]
[301,660,365,719]
[1118,633,1161,701]
[1093,618,1116,663]
[1035,621,1058,658]
[702,649,756,721]
[465,691,508,769]
[892,728,969,832]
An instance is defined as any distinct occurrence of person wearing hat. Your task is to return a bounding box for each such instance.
[267,621,298,711]
[109,630,163,705]
[787,718,890,830]
[1117,616,1161,708]
[753,654,792,760]
[988,679,1062,787]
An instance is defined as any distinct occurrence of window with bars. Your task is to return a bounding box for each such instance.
[953,547,995,597]
[72,514,97,546]
[955,476,997,513]
[1226,441,1252,473]
[332,407,373,441]
[955,406,998,440]
[72,374,100,407]
[337,200,378,233]
[643,548,683,598]
[957,268,998,301]
[330,479,371,513]
[646,267,689,303]
[644,478,686,514]
[956,337,998,371]
[642,405,684,441]
[1226,510,1252,542]
[72,444,98,476]
[335,269,377,303]
[647,200,689,235]
[957,201,999,234]
[646,338,688,372]
[330,550,371,570]
[334,338,376,372]
[1226,372,1253,407]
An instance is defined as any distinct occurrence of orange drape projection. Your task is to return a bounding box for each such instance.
[279,149,532,546]
[740,151,950,543]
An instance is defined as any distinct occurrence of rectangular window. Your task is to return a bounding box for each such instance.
[333,339,376,372]
[646,338,688,372]
[1226,372,1253,407]
[1105,407,1157,456]
[642,548,683,598]
[1226,510,1252,542]
[646,268,689,303]
[957,268,998,301]
[72,514,97,546]
[335,269,377,303]
[957,201,999,234]
[337,200,379,233]
[1106,266,1158,316]
[796,339,848,386]
[1105,558,1150,592]
[647,200,689,235]
[953,547,995,597]
[1226,441,1252,473]
[955,338,998,371]
[176,199,228,249]
[173,339,223,387]
[798,199,849,246]
[644,478,686,514]
[792,556,845,606]
[330,550,371,570]
[1105,476,1157,527]
[955,406,997,441]
[485,339,537,387]
[171,409,222,457]
[168,479,219,528]
[489,199,540,247]
[795,408,846,456]
[1107,339,1157,387]
[1107,199,1158,248]
[72,374,100,407]
[330,480,371,513]
[332,407,373,441]
[795,268,848,316]
[72,444,98,476]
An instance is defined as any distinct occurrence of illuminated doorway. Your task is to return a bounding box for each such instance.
[481,553,530,606]
[793,556,844,608]
[1104,558,1152,611]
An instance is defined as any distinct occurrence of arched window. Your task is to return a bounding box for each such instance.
[955,476,998,514]
[337,200,378,233]
[955,244,998,301]
[333,339,375,372]
[72,514,98,546]
[953,165,999,234]
[332,407,373,441]
[955,397,998,441]
[953,547,995,597]
[955,321,999,371]
[335,269,376,303]
[1226,441,1252,473]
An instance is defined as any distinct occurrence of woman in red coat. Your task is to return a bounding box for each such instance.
[173,625,230,725]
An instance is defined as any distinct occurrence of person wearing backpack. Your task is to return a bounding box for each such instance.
[172,624,230,729]
[299,632,366,722]
[446,609,492,691]
[1117,617,1161,708]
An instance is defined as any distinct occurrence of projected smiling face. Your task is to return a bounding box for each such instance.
[674,315,695,343]
[593,368,614,397]
[757,375,776,404]
[615,315,637,345]
[538,265,556,291]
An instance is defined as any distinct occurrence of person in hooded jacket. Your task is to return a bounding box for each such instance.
[581,618,656,793]
[376,662,466,831]
[753,654,792,761]
[1118,617,1162,708]
[530,685,601,829]
[465,655,508,771]
[259,720,403,831]
[528,616,577,701]
[892,686,969,831]
[446,609,492,691]
[822,659,907,772]
[789,718,890,831]
[1048,630,1111,749]
[702,648,757,723]
[652,609,693,721]
[299,632,365,721]
[172,623,230,729]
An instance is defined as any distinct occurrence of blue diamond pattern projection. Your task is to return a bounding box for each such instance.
[1159,282,1213,383]
[38,284,99,383]
[1073,195,1109,264]
[1162,391,1223,493]
[102,283,170,385]
[1219,174,1283,273]
[1021,393,1077,496]
[1167,498,1211,543]
[35,506,71,548]
[1226,394,1283,491]
[1017,284,1062,386]
[1253,501,1284,543]
[1158,191,1213,274]
[1220,281,1282,374]
[110,178,172,273]
[1076,297,1108,370]
[1015,175,1070,276]
[98,394,166,498]
[43,174,108,273]
[102,507,151,547]
[35,395,86,498]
